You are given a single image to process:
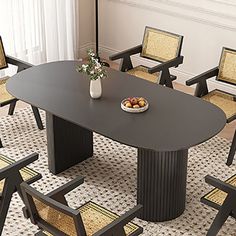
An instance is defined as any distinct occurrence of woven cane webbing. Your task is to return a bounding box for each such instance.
[0,38,7,69]
[141,27,181,62]
[78,201,140,236]
[218,48,236,85]
[0,76,15,104]
[202,90,236,121]
[40,201,141,236]
[127,66,160,83]
[0,154,39,194]
[203,174,236,207]
[33,198,78,236]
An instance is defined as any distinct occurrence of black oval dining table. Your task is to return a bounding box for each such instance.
[7,61,226,222]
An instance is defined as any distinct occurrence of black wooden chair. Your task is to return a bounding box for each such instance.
[201,174,236,236]
[227,129,236,166]
[186,47,236,166]
[0,36,44,148]
[109,26,184,88]
[21,176,143,236]
[0,152,41,234]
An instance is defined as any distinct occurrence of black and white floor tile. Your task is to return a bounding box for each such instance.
[0,107,235,235]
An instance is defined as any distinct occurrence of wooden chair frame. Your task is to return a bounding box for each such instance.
[0,37,44,148]
[21,176,143,236]
[186,48,236,166]
[0,153,41,234]
[201,175,236,236]
[227,129,236,166]
[109,26,184,88]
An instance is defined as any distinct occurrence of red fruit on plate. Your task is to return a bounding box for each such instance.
[131,97,138,105]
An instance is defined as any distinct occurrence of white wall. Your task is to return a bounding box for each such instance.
[95,0,236,93]
[78,0,95,58]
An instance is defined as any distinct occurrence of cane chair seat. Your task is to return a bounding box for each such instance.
[36,201,141,236]
[0,77,15,105]
[202,174,236,208]
[202,89,236,122]
[0,154,39,196]
[127,66,160,83]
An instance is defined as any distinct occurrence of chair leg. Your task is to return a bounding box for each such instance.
[31,106,44,130]
[8,100,17,115]
[194,80,209,98]
[165,78,173,88]
[113,228,126,236]
[0,180,15,235]
[206,201,232,236]
[159,69,173,88]
[120,56,133,72]
[35,232,47,236]
[0,138,3,148]
[226,129,236,166]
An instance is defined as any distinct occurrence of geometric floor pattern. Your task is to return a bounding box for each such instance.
[0,106,235,236]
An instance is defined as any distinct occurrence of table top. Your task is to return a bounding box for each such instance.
[7,61,226,151]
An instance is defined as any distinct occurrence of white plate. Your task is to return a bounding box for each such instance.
[121,98,149,113]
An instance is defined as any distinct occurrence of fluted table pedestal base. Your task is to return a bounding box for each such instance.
[137,148,188,222]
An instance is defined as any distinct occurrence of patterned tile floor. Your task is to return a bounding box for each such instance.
[0,107,236,235]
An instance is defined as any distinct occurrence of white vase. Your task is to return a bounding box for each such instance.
[90,78,102,99]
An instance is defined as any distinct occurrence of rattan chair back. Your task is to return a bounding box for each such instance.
[141,26,183,63]
[0,154,39,195]
[0,36,7,70]
[21,183,84,236]
[21,182,143,236]
[0,153,41,235]
[217,47,236,85]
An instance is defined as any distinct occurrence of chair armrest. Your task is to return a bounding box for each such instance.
[93,205,143,236]
[23,177,84,219]
[0,153,39,180]
[35,232,47,236]
[47,176,84,198]
[109,45,142,61]
[148,56,184,74]
[205,175,236,195]
[186,67,219,86]
[6,55,33,72]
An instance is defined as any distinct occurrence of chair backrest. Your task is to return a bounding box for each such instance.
[217,47,236,85]
[0,154,40,195]
[0,36,7,70]
[21,182,86,236]
[141,26,183,63]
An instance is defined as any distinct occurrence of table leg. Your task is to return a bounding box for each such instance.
[137,148,188,222]
[46,112,93,174]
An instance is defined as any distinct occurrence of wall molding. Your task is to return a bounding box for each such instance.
[79,42,95,59]
[109,0,236,32]
[210,0,236,7]
[150,0,236,20]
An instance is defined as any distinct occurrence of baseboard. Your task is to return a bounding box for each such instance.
[79,42,95,59]
[99,45,236,94]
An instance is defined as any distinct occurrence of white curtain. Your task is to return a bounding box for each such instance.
[0,0,79,65]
